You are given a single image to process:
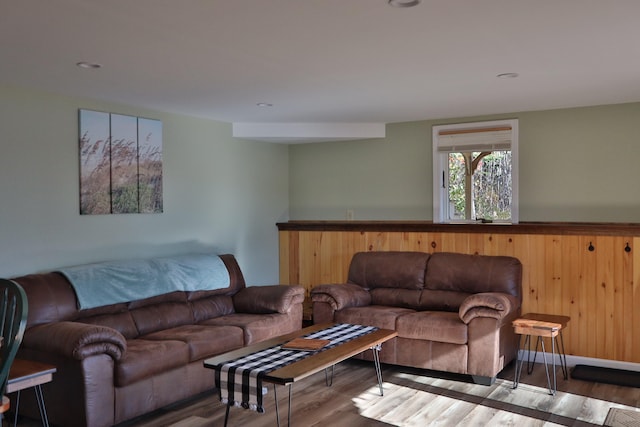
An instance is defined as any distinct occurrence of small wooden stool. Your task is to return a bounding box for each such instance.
[512,313,570,395]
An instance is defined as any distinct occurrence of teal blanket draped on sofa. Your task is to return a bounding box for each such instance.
[58,253,230,309]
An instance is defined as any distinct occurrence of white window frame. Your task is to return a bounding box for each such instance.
[432,119,519,224]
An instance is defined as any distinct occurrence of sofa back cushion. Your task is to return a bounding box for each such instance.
[77,311,140,339]
[424,252,522,299]
[348,251,430,290]
[130,302,194,336]
[417,289,471,312]
[127,290,187,310]
[191,295,235,323]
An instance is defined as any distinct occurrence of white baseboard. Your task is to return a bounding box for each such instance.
[517,349,640,372]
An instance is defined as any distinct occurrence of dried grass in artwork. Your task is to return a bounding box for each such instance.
[79,109,163,215]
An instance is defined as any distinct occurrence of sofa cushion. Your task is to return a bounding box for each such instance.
[190,295,235,323]
[334,305,415,330]
[127,290,187,309]
[425,252,522,299]
[115,339,189,386]
[141,324,244,361]
[78,311,139,339]
[130,302,194,336]
[370,288,421,309]
[202,312,298,345]
[347,251,430,290]
[396,311,467,344]
[417,289,471,312]
[76,302,130,318]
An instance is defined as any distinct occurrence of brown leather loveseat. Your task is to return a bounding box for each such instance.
[311,251,522,385]
[11,254,304,427]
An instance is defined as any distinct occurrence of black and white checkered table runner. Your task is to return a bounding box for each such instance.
[215,323,378,413]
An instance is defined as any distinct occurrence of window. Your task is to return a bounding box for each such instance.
[432,119,518,223]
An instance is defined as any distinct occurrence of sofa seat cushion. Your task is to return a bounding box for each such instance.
[334,305,415,330]
[115,339,189,387]
[202,312,296,345]
[141,324,244,362]
[396,311,467,344]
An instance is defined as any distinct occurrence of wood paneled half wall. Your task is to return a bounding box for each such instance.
[277,221,640,364]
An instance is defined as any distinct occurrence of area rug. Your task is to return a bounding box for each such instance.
[571,364,640,388]
[603,408,640,427]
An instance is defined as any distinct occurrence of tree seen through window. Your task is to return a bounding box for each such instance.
[448,150,512,221]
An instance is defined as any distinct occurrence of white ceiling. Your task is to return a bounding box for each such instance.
[2,0,640,142]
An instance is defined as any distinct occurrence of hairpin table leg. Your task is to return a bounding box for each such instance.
[372,343,384,396]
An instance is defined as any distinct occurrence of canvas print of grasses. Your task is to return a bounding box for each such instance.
[137,117,163,213]
[79,109,163,215]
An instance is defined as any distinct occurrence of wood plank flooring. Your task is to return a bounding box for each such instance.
[18,360,640,426]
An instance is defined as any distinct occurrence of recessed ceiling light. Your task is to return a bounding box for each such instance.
[256,102,273,107]
[497,72,519,79]
[76,61,102,69]
[388,0,421,7]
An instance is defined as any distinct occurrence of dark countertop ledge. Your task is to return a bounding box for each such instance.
[276,221,640,236]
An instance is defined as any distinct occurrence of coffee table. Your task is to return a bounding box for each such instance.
[204,323,397,427]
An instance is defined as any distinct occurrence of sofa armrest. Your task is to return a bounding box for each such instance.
[22,321,127,361]
[233,284,305,314]
[310,284,371,311]
[459,292,520,324]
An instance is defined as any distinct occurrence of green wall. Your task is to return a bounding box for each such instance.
[289,103,640,222]
[3,85,639,279]
[0,86,289,281]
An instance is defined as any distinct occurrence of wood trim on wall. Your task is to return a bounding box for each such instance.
[277,220,640,236]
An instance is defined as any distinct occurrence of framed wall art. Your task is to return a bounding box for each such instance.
[79,109,163,215]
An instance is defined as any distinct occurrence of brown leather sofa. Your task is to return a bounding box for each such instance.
[11,254,304,427]
[311,251,522,385]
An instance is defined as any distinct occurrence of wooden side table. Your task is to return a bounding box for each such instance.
[7,359,56,427]
[512,313,570,395]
